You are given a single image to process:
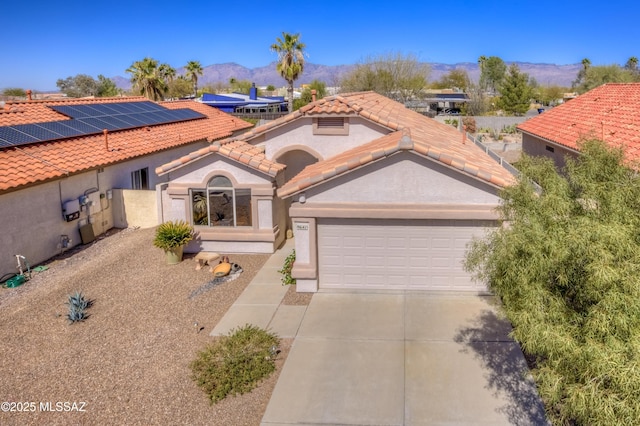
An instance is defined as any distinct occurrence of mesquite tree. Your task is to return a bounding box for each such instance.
[466,139,640,425]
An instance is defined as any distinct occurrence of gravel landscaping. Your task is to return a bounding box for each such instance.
[0,227,308,425]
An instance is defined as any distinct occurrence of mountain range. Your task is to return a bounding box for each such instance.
[112,61,582,91]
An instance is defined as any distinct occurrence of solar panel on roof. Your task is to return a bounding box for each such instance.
[114,114,146,127]
[134,101,166,113]
[86,104,118,116]
[13,123,65,141]
[104,103,135,114]
[79,117,122,131]
[35,121,85,138]
[83,105,108,116]
[50,105,81,118]
[0,102,206,150]
[0,126,40,145]
[153,110,175,121]
[135,112,162,125]
[98,115,135,129]
[59,119,103,134]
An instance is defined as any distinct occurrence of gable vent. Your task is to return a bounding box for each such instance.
[317,117,344,128]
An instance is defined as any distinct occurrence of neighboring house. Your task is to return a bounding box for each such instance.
[201,85,287,114]
[156,91,516,293]
[0,95,252,275]
[518,83,640,170]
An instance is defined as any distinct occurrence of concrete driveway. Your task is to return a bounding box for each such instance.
[261,292,548,426]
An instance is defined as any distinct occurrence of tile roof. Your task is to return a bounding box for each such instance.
[156,140,284,177]
[517,83,640,161]
[277,92,515,197]
[157,92,516,191]
[277,124,513,198]
[0,97,252,193]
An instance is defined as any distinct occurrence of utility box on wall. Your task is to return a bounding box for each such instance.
[86,191,102,211]
[62,199,81,222]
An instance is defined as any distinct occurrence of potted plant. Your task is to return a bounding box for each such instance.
[153,220,194,264]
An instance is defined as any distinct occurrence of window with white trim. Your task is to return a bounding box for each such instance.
[191,176,252,227]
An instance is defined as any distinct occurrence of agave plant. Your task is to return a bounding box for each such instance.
[66,291,92,323]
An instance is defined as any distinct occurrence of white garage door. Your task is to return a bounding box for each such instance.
[318,219,493,291]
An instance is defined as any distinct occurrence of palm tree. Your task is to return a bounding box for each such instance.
[126,57,167,101]
[477,55,488,90]
[625,56,639,72]
[159,64,176,84]
[185,61,203,98]
[581,58,591,71]
[271,32,306,113]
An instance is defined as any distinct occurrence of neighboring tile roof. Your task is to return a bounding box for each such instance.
[518,83,640,161]
[157,91,516,191]
[0,97,253,193]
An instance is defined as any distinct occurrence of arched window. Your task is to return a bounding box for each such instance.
[191,176,252,227]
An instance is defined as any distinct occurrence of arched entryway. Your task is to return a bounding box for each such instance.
[274,147,321,232]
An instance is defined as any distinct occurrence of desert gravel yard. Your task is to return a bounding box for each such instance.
[0,227,307,425]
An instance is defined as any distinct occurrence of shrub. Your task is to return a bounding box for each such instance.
[462,117,476,133]
[190,325,280,404]
[501,124,517,134]
[444,118,459,128]
[278,249,296,285]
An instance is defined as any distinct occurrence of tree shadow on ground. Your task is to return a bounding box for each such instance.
[454,309,549,425]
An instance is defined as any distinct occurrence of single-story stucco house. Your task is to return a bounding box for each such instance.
[0,94,251,276]
[518,83,640,170]
[156,91,516,293]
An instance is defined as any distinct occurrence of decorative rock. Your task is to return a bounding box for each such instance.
[194,252,220,270]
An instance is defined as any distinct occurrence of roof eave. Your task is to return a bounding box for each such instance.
[518,128,582,154]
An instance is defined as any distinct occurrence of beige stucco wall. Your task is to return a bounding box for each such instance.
[0,171,115,275]
[112,189,157,229]
[522,133,579,170]
[303,152,501,205]
[0,141,209,275]
[261,117,387,162]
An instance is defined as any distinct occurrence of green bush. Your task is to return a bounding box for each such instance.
[444,118,459,128]
[190,325,280,404]
[278,249,296,285]
[501,124,517,134]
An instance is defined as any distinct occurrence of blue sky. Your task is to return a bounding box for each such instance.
[2,0,639,91]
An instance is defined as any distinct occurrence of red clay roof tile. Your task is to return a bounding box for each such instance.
[518,83,640,162]
[277,92,516,198]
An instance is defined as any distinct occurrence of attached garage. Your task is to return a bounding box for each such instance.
[317,219,493,292]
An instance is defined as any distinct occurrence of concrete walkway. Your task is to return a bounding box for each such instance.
[210,238,306,338]
[211,241,548,425]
